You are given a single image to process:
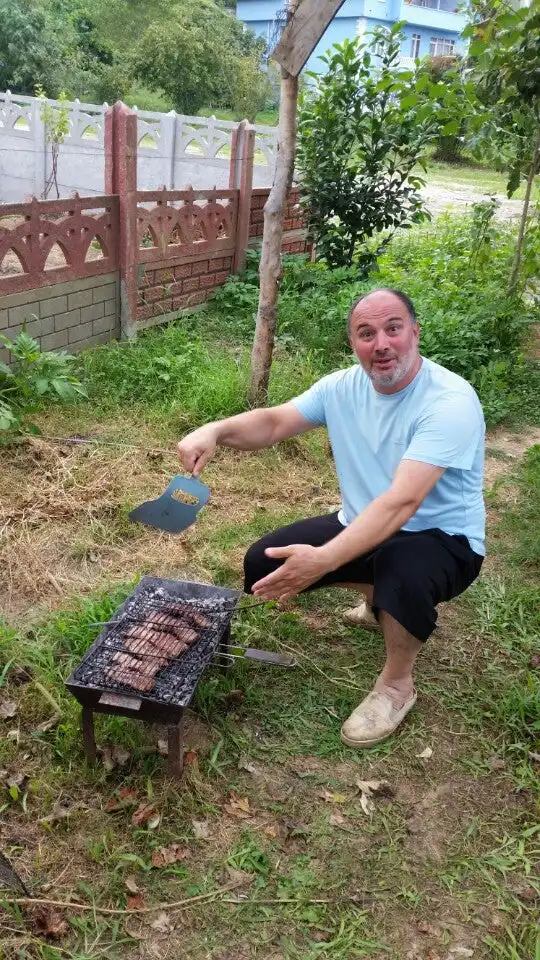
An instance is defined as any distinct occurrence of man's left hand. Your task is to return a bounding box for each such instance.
[251,544,329,602]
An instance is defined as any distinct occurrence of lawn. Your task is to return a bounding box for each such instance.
[0,222,539,959]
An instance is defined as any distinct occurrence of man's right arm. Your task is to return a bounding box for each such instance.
[178,403,317,476]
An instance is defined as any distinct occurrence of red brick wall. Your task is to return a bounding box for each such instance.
[249,188,311,256]
[137,252,233,323]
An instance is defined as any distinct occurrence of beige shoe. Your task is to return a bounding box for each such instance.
[343,599,381,631]
[340,689,417,748]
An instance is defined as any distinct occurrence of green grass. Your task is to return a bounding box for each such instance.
[424,159,536,201]
[1,435,539,957]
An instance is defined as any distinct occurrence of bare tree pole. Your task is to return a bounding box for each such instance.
[507,125,540,295]
[248,67,299,406]
[247,0,347,405]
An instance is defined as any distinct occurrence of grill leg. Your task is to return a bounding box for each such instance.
[167,715,184,779]
[81,707,97,764]
[219,624,234,673]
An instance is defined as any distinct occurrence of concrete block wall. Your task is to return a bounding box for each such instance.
[0,272,120,363]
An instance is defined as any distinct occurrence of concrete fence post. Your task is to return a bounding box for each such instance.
[162,110,177,190]
[105,101,138,339]
[229,119,255,274]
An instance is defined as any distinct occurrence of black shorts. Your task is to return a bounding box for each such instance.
[243,513,483,642]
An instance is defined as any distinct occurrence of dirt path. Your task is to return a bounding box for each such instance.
[422,182,522,220]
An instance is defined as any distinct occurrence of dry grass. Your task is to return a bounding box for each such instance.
[0,412,337,622]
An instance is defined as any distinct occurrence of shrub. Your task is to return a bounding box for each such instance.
[210,212,538,427]
[0,331,86,439]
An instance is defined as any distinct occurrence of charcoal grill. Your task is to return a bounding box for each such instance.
[66,577,291,778]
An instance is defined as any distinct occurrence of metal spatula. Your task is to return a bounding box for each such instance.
[129,475,210,534]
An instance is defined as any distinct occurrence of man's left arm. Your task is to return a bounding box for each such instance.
[251,460,444,601]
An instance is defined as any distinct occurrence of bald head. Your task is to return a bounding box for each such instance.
[348,288,421,393]
[347,289,416,336]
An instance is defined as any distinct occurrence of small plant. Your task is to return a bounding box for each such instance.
[296,26,460,273]
[0,329,86,439]
[36,84,70,199]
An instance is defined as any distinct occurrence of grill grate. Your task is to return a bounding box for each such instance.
[68,577,240,709]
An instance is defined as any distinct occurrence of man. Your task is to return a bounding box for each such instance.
[178,289,485,748]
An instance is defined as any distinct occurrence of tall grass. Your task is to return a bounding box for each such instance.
[78,212,539,430]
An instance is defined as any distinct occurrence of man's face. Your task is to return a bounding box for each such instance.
[349,292,420,392]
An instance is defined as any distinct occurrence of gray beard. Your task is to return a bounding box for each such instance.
[367,346,419,388]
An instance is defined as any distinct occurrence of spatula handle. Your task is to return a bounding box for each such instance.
[165,475,211,507]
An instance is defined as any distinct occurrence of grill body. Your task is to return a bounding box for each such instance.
[66,578,241,776]
[66,577,241,719]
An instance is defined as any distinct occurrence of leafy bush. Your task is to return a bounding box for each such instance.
[296,26,453,272]
[211,212,538,427]
[0,331,86,439]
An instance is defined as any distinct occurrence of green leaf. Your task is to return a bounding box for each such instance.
[441,120,460,136]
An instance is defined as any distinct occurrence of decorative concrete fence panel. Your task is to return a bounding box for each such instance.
[0,103,309,361]
[0,92,279,201]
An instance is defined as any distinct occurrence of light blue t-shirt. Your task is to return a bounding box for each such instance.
[291,357,486,555]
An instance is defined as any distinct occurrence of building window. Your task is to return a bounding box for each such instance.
[429,37,455,56]
[411,33,421,58]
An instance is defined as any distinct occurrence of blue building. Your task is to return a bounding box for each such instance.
[236,0,468,72]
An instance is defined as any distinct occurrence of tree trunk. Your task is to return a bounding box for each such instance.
[507,126,540,296]
[248,69,299,406]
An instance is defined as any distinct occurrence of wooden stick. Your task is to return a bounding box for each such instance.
[1,880,241,916]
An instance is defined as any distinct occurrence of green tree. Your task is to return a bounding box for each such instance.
[132,0,265,115]
[465,0,540,292]
[0,0,69,95]
[297,26,456,272]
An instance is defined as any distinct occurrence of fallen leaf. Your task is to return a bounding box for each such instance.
[223,793,252,818]
[35,713,61,734]
[355,778,394,815]
[25,905,69,939]
[151,844,190,868]
[150,911,174,935]
[529,654,540,669]
[6,729,19,742]
[0,700,18,719]
[237,757,260,775]
[112,745,131,767]
[147,811,161,830]
[100,745,115,773]
[192,819,211,840]
[131,803,158,827]
[418,921,439,935]
[39,802,73,825]
[329,812,347,827]
[318,788,348,804]
[487,756,505,770]
[127,894,145,910]
[124,917,146,940]
[6,772,29,792]
[223,865,254,888]
[184,750,199,769]
[157,738,168,756]
[416,747,433,760]
[263,825,278,839]
[105,787,139,812]
[528,751,540,764]
[125,876,140,894]
[448,949,474,958]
